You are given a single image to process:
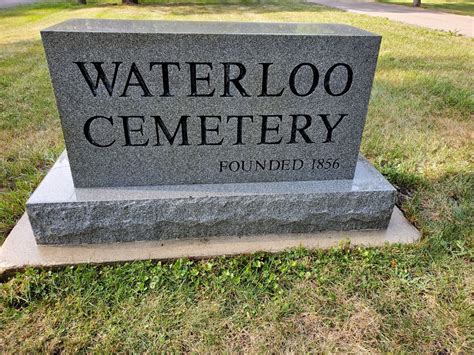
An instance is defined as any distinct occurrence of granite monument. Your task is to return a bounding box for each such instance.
[41,19,380,187]
[26,19,396,245]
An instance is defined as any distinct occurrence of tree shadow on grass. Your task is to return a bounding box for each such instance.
[0,2,338,19]
[145,3,336,16]
[0,2,118,18]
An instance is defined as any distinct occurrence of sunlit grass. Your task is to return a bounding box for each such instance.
[0,2,473,352]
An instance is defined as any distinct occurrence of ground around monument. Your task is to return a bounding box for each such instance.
[1,2,473,353]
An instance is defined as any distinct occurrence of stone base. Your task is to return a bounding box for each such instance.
[26,151,397,245]
[0,209,420,276]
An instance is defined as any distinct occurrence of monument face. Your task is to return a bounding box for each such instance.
[41,19,381,187]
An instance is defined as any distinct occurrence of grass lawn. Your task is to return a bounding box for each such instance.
[1,2,473,352]
[377,0,474,16]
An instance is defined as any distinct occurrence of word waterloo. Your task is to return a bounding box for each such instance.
[76,61,353,148]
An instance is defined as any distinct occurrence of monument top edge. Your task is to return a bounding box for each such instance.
[41,19,380,37]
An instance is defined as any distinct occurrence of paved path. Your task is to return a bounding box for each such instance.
[0,0,37,9]
[308,0,473,37]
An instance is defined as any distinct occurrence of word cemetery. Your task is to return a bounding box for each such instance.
[22,19,399,246]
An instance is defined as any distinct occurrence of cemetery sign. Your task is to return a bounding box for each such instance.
[41,19,381,187]
[24,20,396,245]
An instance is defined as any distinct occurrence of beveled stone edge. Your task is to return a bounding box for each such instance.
[42,19,381,37]
[26,151,395,205]
[0,208,420,277]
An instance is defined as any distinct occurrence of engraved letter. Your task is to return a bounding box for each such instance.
[258,115,283,145]
[187,62,215,97]
[227,115,254,145]
[318,114,348,143]
[74,62,121,97]
[121,115,149,146]
[324,63,353,96]
[153,115,190,146]
[120,63,153,97]
[221,62,250,97]
[83,115,115,147]
[199,115,224,145]
[150,62,181,97]
[258,63,284,97]
[219,161,228,172]
[289,63,319,97]
[288,114,314,144]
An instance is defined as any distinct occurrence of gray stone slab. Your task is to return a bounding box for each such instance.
[42,19,381,187]
[0,208,420,276]
[26,151,395,245]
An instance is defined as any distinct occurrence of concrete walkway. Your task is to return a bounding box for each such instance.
[0,0,37,9]
[308,0,473,37]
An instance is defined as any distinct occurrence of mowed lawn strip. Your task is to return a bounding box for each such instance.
[1,2,473,353]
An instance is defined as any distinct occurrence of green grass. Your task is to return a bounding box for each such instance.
[377,0,474,16]
[1,2,473,352]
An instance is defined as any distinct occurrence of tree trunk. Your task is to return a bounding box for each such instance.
[413,0,421,7]
[122,0,138,4]
[78,0,86,4]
